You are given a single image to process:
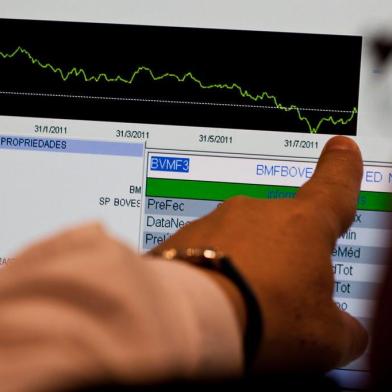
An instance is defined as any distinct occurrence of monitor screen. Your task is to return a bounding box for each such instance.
[1,1,392,389]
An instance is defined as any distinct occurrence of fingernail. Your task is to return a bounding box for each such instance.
[323,136,360,153]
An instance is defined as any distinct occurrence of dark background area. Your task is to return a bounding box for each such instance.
[0,19,362,135]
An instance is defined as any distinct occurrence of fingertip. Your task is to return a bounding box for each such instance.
[319,136,363,179]
[322,135,362,155]
[296,136,363,239]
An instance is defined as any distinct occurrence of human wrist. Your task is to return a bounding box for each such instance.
[145,254,244,378]
[198,268,247,339]
[149,247,263,373]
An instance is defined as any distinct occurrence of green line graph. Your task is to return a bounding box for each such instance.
[0,46,358,134]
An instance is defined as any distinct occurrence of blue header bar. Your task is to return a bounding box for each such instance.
[150,156,190,173]
[0,136,143,157]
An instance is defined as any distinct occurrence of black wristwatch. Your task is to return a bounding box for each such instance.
[154,247,263,373]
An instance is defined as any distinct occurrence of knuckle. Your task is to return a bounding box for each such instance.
[301,188,356,238]
[221,195,254,209]
[281,199,318,231]
[216,195,257,218]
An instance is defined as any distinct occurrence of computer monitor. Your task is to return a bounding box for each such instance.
[1,1,392,390]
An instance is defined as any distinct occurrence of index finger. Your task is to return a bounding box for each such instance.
[296,136,363,239]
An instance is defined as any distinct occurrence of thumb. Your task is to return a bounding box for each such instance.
[296,135,363,240]
[336,309,369,366]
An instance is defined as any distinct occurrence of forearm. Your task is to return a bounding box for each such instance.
[0,223,244,392]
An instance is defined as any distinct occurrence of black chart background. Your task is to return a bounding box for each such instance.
[0,19,362,135]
